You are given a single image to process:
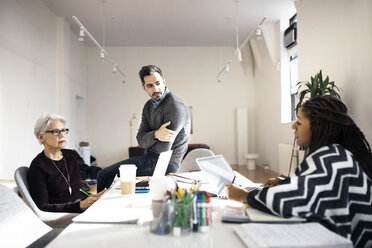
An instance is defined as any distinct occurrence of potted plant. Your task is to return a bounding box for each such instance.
[295,70,341,114]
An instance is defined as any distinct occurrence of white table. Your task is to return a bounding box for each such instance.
[47,180,246,248]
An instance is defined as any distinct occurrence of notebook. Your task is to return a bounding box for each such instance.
[135,150,173,190]
[196,155,261,196]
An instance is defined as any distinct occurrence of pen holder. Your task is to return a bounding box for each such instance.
[150,200,175,235]
[172,200,192,236]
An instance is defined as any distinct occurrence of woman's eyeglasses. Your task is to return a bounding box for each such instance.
[45,128,69,136]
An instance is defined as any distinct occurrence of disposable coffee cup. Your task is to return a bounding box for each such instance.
[119,164,137,195]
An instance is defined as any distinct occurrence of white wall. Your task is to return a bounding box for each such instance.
[0,0,88,179]
[296,0,372,144]
[87,46,256,168]
[253,0,372,172]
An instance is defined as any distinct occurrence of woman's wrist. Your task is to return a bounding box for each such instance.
[241,192,249,204]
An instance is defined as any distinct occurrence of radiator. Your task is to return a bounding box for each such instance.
[236,108,248,165]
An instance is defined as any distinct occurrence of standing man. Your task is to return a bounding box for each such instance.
[97,65,190,192]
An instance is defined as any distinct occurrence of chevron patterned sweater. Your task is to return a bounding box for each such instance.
[247,144,372,247]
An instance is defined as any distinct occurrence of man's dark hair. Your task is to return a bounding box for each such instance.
[139,65,163,85]
[302,95,372,178]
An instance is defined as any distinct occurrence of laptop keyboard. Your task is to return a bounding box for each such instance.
[244,186,260,192]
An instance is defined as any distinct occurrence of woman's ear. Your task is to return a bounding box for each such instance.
[36,133,44,143]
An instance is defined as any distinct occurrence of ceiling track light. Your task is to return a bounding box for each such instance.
[216,17,267,82]
[110,61,126,83]
[239,17,266,51]
[72,16,126,83]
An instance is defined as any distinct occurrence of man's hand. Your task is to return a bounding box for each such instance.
[155,121,177,142]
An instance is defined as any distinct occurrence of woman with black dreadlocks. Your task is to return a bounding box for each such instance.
[227,95,372,247]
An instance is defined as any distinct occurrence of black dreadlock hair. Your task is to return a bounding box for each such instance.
[301,95,372,178]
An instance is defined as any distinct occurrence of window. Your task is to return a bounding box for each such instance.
[290,55,298,121]
[280,13,298,124]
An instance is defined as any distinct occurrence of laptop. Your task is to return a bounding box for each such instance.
[196,155,261,196]
[135,150,173,190]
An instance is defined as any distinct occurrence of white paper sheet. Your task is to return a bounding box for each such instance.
[234,222,352,248]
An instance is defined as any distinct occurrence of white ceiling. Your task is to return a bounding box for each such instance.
[41,0,296,47]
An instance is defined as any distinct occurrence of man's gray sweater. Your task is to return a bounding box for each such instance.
[136,91,191,167]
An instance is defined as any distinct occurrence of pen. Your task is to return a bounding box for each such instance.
[231,175,236,184]
[79,188,90,197]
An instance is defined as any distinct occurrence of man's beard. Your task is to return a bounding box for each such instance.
[152,92,162,101]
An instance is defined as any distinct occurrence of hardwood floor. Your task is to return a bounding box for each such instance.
[230,165,280,184]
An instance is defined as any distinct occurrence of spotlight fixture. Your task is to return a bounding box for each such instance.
[78,27,85,41]
[256,26,262,40]
[72,16,127,84]
[237,49,242,62]
[216,17,267,81]
[217,59,232,82]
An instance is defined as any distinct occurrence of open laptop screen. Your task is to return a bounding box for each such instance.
[135,150,173,189]
[196,155,235,195]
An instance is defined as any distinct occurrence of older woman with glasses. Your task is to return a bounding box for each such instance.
[28,113,105,213]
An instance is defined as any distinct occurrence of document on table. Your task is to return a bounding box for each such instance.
[233,222,353,248]
[73,186,152,224]
[245,208,305,223]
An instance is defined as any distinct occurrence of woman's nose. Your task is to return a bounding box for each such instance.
[291,122,296,130]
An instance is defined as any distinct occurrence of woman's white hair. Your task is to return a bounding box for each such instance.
[34,113,66,144]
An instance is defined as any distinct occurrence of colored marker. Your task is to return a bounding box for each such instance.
[205,194,211,231]
[197,193,201,228]
[192,196,198,232]
[200,193,207,232]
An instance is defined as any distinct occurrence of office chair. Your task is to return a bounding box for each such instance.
[177,148,215,173]
[14,166,78,228]
[0,184,63,247]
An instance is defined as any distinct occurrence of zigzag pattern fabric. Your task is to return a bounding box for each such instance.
[248,144,372,248]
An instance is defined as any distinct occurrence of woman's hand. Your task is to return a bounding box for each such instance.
[90,188,107,197]
[262,177,286,187]
[79,196,98,210]
[226,184,249,203]
[79,188,107,210]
